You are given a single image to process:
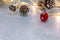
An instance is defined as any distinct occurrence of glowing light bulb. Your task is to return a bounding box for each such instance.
[31,5,37,16]
[3,0,13,3]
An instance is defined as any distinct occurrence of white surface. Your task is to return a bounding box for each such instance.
[0,0,60,40]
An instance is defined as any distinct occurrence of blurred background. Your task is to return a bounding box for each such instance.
[0,0,60,40]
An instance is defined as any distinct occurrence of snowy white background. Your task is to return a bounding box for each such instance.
[0,0,60,40]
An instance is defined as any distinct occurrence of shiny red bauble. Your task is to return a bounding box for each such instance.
[40,12,48,22]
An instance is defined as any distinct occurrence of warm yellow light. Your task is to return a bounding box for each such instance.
[30,0,44,10]
[49,13,60,23]
[21,2,28,5]
[33,3,37,6]
[53,13,60,23]
[55,0,60,7]
[55,0,60,5]
[49,13,60,16]
[31,5,37,16]
[30,0,35,4]
[10,0,13,2]
[21,2,26,5]
[54,16,60,23]
[54,13,60,33]
[30,0,38,7]
[17,2,28,8]
[3,0,13,3]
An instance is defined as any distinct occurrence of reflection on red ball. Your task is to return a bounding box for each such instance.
[40,12,48,22]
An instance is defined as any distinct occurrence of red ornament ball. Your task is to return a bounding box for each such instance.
[40,12,48,22]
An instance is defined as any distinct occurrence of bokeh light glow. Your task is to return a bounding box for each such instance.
[31,5,37,16]
[54,13,60,23]
[54,16,60,23]
[3,0,13,3]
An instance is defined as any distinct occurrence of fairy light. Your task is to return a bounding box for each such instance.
[31,5,37,16]
[3,0,13,3]
[55,16,60,23]
[53,13,60,23]
[49,13,60,16]
[55,0,60,7]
